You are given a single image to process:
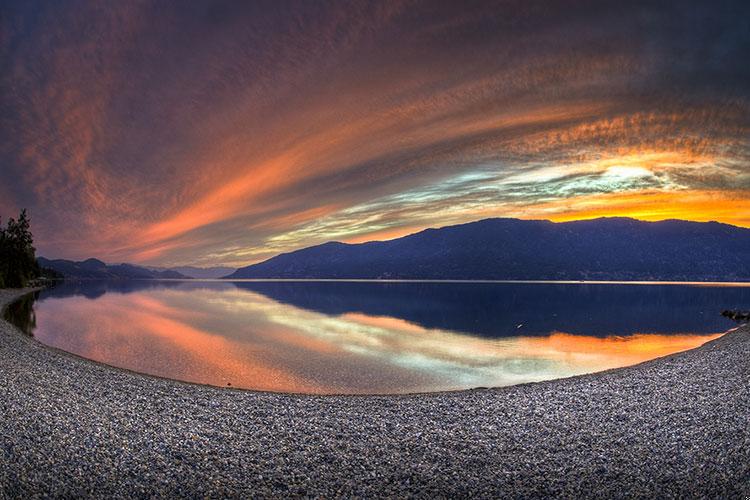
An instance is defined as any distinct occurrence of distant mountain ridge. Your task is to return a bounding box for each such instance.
[38,257,190,280]
[225,217,750,281]
[146,265,237,279]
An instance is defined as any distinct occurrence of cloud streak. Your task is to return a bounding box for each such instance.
[1,0,748,265]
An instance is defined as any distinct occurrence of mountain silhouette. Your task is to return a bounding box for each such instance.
[225,217,750,281]
[37,257,190,280]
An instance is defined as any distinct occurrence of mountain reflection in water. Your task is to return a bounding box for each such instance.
[6,280,746,394]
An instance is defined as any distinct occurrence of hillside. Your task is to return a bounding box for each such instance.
[37,257,190,280]
[146,266,236,279]
[225,218,750,281]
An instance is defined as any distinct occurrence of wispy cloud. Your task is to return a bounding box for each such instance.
[2,0,748,265]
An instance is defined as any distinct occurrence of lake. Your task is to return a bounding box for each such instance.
[6,280,749,394]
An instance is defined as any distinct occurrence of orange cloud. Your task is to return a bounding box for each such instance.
[524,189,750,227]
[4,1,749,265]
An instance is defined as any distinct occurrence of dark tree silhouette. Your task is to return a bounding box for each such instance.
[0,209,41,288]
[3,291,38,335]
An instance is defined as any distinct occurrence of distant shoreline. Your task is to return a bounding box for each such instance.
[1,287,748,496]
[43,277,750,286]
[217,278,750,286]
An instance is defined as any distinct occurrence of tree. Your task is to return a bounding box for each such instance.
[0,218,4,289]
[0,209,40,288]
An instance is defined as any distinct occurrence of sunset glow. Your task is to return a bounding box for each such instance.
[2,1,748,266]
[28,285,724,393]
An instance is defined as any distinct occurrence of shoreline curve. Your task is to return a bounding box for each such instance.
[1,287,748,497]
[0,288,736,397]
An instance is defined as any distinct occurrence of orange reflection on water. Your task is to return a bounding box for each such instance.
[335,313,721,380]
[30,287,726,394]
[513,332,722,372]
[35,293,327,393]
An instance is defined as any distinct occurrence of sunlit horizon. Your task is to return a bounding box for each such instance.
[2,1,748,268]
[30,213,750,269]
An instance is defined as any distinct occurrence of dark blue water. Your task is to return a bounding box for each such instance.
[8,280,748,393]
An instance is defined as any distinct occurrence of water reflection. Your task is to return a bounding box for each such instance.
[233,281,750,337]
[5,280,745,394]
[4,291,38,336]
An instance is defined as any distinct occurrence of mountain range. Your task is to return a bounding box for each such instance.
[37,258,191,280]
[145,266,236,279]
[225,217,750,281]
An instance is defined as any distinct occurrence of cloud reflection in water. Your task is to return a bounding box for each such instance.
[27,285,722,394]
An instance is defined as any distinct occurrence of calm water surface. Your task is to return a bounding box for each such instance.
[7,280,749,394]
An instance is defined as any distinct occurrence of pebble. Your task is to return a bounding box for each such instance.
[0,288,748,498]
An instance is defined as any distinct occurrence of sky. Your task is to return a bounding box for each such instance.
[1,0,749,267]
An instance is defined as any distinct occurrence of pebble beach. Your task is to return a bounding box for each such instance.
[1,288,748,498]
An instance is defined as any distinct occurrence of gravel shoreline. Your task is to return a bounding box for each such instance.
[1,288,748,498]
